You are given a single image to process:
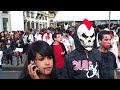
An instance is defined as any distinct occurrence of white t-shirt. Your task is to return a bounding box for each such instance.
[67,36,76,51]
[42,33,53,45]
[61,38,70,52]
[64,24,69,30]
[28,34,34,44]
[109,37,119,62]
[34,33,42,41]
[0,51,3,65]
[23,35,28,45]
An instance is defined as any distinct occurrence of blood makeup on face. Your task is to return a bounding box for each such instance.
[44,69,45,74]
[104,45,110,49]
[43,67,52,74]
[102,35,111,49]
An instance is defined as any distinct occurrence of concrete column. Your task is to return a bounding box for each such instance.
[118,20,119,24]
[0,12,3,32]
[41,24,43,29]
[8,13,11,32]
[29,12,31,29]
[38,22,40,30]
[34,22,36,29]
[24,20,28,31]
[47,16,49,28]
[39,23,41,30]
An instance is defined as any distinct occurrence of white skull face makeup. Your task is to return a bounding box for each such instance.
[77,19,95,51]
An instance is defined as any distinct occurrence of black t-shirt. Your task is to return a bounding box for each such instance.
[15,38,24,48]
[99,51,117,79]
[62,48,102,79]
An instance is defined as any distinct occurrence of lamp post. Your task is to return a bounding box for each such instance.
[109,11,111,30]
[24,17,28,31]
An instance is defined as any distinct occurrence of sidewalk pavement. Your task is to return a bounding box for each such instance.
[2,53,27,71]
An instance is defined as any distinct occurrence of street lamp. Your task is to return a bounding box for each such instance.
[109,11,111,29]
[24,17,28,31]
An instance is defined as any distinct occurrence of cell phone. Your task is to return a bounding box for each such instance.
[33,66,40,76]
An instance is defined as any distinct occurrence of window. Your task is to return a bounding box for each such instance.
[31,12,34,18]
[42,16,44,20]
[31,21,34,29]
[23,11,25,16]
[39,16,41,19]
[45,16,47,20]
[27,21,30,30]
[36,23,38,29]
[40,24,42,29]
[40,14,43,20]
[50,19,53,22]
[27,11,30,17]
[36,13,40,19]
[3,18,8,31]
[49,11,54,13]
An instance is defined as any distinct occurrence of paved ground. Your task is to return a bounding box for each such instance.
[0,53,27,79]
[1,53,27,71]
[0,69,21,79]
[2,53,27,67]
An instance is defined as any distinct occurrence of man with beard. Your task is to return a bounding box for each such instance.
[62,19,103,79]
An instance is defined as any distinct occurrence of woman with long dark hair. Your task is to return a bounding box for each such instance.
[19,40,57,79]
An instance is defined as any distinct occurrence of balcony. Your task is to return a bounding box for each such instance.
[2,11,8,14]
[49,11,54,13]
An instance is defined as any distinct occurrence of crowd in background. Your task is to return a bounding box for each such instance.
[0,22,120,79]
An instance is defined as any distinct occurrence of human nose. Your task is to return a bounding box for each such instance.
[109,40,112,44]
[44,58,50,65]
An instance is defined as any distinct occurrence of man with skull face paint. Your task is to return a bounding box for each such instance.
[62,19,103,79]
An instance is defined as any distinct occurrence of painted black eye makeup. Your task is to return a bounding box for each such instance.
[82,33,88,38]
[90,33,94,38]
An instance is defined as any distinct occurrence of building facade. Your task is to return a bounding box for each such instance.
[0,11,11,32]
[24,11,50,31]
[48,11,58,27]
[0,11,58,32]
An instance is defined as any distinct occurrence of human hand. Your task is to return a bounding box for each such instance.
[61,51,65,55]
[28,60,40,79]
[18,44,21,47]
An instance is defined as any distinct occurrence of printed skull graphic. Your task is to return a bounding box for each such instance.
[77,19,95,51]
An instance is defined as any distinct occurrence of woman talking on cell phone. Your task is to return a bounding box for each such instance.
[19,40,57,79]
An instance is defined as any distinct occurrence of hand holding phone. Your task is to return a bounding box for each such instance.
[33,66,40,76]
[28,60,40,79]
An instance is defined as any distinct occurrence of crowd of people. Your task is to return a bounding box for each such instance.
[0,19,120,79]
